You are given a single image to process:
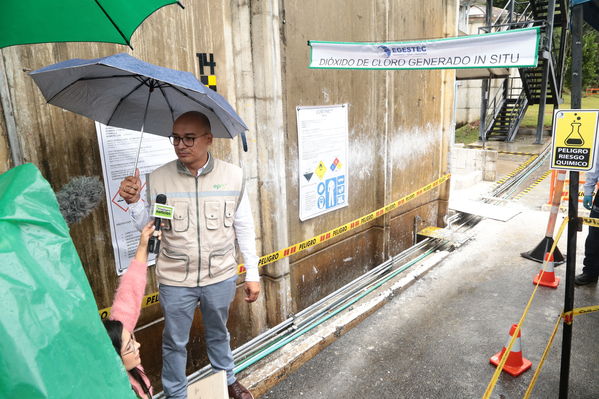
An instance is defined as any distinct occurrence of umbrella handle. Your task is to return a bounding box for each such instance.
[240,131,248,152]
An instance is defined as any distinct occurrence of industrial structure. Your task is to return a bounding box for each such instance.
[474,0,569,143]
[0,0,455,391]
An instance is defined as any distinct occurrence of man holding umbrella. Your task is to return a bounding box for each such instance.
[119,111,259,399]
[29,53,258,399]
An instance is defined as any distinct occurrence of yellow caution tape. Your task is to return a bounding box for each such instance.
[495,155,538,185]
[581,217,599,228]
[99,291,160,320]
[100,173,451,318]
[513,170,551,200]
[523,314,561,399]
[562,304,599,323]
[524,304,599,398]
[497,151,537,156]
[465,146,536,156]
[245,173,450,272]
[560,191,585,198]
[482,217,568,399]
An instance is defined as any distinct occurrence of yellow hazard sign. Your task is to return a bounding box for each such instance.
[550,110,599,171]
[315,161,327,179]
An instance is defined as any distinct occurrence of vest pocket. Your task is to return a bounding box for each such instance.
[173,201,189,232]
[205,201,221,230]
[208,245,235,278]
[224,201,235,227]
[156,247,190,283]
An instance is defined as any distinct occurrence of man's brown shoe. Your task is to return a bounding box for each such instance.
[228,381,254,399]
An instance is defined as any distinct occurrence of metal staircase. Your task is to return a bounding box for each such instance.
[480,0,569,142]
[484,79,529,141]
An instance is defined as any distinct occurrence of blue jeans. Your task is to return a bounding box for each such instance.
[160,276,238,399]
[582,194,599,277]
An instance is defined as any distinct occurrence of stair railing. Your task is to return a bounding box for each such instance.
[482,80,509,139]
[515,2,534,24]
[488,0,535,32]
[506,93,529,141]
[505,79,529,141]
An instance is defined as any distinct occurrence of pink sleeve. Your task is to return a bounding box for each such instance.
[109,259,148,332]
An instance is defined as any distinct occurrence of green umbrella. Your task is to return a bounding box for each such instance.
[0,0,184,49]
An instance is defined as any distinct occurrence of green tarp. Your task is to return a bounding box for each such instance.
[0,164,134,398]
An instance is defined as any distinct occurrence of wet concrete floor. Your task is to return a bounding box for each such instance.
[262,146,599,399]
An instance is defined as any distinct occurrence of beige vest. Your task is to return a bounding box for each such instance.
[148,156,244,287]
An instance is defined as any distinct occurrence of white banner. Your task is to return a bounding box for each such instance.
[309,27,539,70]
[96,122,178,275]
[297,104,349,221]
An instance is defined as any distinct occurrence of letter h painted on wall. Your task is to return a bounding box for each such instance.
[197,52,217,92]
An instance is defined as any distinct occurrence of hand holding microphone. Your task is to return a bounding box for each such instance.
[135,222,159,263]
[148,194,167,254]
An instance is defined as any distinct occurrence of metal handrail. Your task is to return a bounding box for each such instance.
[505,89,529,141]
[484,0,538,33]
[480,0,567,142]
[480,18,546,34]
[483,78,527,140]
[482,82,508,139]
[491,1,510,26]
[516,3,534,23]
[491,0,530,26]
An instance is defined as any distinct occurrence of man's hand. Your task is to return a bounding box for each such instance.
[583,195,593,211]
[244,281,260,303]
[119,168,142,204]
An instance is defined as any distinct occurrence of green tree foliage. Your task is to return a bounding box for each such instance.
[491,1,599,89]
[493,0,529,14]
[564,25,599,89]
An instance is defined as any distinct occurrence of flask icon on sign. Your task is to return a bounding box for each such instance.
[565,121,584,146]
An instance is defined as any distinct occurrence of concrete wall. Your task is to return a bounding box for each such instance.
[0,0,457,391]
[278,0,456,314]
[451,144,497,189]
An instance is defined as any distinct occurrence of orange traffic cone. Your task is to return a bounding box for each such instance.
[533,253,560,288]
[489,324,532,377]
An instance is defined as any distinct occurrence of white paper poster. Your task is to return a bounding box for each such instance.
[297,104,349,221]
[96,122,178,275]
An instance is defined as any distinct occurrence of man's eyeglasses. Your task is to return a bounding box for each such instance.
[121,332,138,356]
[168,135,196,147]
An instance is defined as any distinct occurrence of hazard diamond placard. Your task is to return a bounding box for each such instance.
[550,110,599,171]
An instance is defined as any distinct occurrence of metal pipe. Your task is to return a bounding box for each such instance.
[233,218,468,371]
[173,242,441,393]
[490,147,551,199]
[559,4,583,397]
[499,151,551,198]
[479,0,494,147]
[164,210,482,394]
[535,0,556,145]
[294,240,430,319]
[509,0,515,24]
[233,250,436,374]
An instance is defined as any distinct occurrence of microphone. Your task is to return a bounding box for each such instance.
[148,194,167,254]
[56,176,104,225]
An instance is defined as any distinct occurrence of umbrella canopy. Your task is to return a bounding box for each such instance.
[0,0,183,49]
[29,53,248,143]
